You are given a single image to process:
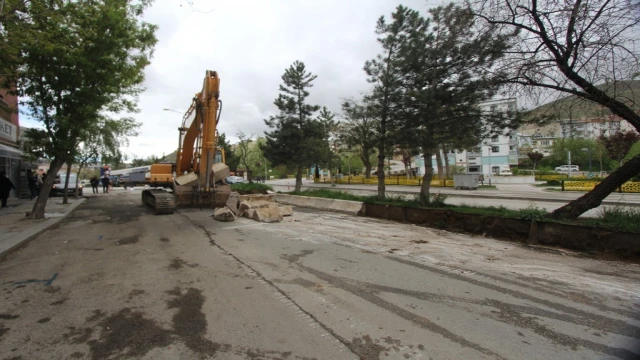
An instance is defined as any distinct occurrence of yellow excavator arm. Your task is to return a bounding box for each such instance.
[143,70,231,214]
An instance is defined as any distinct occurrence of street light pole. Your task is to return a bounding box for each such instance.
[163,108,184,114]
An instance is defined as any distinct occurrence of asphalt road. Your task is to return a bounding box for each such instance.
[1,190,639,359]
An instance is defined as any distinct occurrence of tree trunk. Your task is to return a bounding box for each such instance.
[30,157,64,220]
[63,163,72,204]
[442,144,450,179]
[295,166,303,193]
[420,151,434,206]
[435,150,444,180]
[376,144,386,200]
[75,163,84,198]
[363,155,372,179]
[550,153,640,219]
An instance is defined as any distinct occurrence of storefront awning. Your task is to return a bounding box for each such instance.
[0,143,23,160]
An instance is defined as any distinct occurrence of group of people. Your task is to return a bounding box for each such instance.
[89,175,110,194]
[26,169,45,200]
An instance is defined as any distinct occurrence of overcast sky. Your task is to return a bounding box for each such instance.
[19,0,443,159]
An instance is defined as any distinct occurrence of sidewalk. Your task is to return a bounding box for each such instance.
[268,180,640,206]
[0,197,86,260]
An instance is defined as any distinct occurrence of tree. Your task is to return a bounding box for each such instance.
[14,0,157,219]
[340,98,377,178]
[599,131,640,167]
[527,151,544,175]
[365,6,416,200]
[217,133,239,172]
[262,61,331,192]
[470,0,640,219]
[236,131,255,183]
[70,116,140,199]
[394,3,513,205]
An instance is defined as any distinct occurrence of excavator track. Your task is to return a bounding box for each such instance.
[141,189,176,215]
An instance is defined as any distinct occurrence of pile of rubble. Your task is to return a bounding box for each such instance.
[212,193,293,223]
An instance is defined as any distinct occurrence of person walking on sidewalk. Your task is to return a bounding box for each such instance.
[27,169,37,199]
[101,175,110,194]
[0,171,16,208]
[90,176,100,194]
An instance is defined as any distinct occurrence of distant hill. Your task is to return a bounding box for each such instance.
[164,149,177,162]
[525,80,640,121]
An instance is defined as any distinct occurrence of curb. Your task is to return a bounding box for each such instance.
[0,199,86,262]
[297,185,640,207]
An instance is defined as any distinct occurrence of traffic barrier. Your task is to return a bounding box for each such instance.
[561,180,640,193]
[275,194,364,215]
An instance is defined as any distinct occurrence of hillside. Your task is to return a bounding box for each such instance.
[525,80,640,121]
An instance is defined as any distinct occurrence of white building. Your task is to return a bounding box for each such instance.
[414,98,519,176]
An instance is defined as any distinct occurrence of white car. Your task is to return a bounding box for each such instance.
[555,165,579,173]
[225,176,246,184]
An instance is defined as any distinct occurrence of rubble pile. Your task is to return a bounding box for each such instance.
[212,193,293,223]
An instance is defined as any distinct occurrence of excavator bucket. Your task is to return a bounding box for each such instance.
[173,164,232,209]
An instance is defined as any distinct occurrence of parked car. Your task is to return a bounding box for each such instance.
[51,174,83,197]
[555,165,579,173]
[498,169,513,176]
[225,176,246,184]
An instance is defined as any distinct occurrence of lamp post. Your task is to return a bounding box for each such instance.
[566,149,572,178]
[163,108,184,114]
[582,147,592,175]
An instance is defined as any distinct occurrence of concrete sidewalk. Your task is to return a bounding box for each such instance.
[0,197,86,260]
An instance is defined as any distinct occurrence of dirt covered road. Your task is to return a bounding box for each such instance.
[1,189,639,359]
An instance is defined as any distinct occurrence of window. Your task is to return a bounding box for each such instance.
[468,166,480,173]
[491,146,500,153]
[490,105,497,113]
[541,140,551,146]
[509,145,514,151]
[492,166,500,174]
[491,135,499,142]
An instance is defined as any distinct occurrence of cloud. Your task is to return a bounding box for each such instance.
[123,0,431,158]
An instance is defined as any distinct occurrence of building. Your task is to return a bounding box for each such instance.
[414,98,519,176]
[0,86,22,197]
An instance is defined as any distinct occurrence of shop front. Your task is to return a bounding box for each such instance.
[0,110,22,198]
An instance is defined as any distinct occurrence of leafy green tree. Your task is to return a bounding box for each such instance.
[262,61,331,192]
[340,98,377,178]
[217,133,239,172]
[236,131,255,183]
[16,0,157,219]
[527,152,544,176]
[69,116,140,199]
[599,131,640,167]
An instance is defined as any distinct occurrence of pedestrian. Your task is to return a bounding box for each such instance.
[101,175,110,193]
[27,169,37,199]
[90,176,99,194]
[0,171,16,208]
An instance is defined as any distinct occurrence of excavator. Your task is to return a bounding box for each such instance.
[141,70,231,214]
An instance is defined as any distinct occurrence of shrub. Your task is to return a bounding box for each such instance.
[230,183,274,194]
[546,179,562,186]
[514,203,549,221]
[593,206,640,233]
[430,193,448,208]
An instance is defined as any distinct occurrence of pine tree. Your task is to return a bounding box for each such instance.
[262,61,331,192]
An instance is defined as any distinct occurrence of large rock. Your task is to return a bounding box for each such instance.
[278,205,293,217]
[238,200,270,217]
[239,194,276,203]
[252,207,283,223]
[213,207,236,222]
[244,209,257,219]
[226,192,240,215]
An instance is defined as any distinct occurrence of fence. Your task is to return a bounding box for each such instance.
[314,176,455,187]
[562,180,640,193]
